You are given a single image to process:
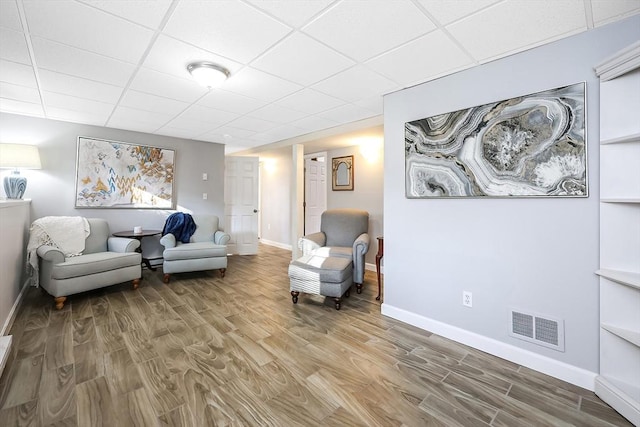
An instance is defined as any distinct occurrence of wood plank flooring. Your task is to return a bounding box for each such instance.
[0,244,632,426]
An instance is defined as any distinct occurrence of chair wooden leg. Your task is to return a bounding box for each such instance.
[220,268,226,278]
[54,296,66,310]
[334,298,341,310]
[291,291,299,304]
[132,278,140,290]
[356,283,362,294]
[163,274,171,283]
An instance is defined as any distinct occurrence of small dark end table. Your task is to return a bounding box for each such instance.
[112,229,162,271]
[376,236,383,301]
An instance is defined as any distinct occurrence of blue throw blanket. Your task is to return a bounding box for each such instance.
[162,212,196,243]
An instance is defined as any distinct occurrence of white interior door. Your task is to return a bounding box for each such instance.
[304,156,327,235]
[225,156,259,255]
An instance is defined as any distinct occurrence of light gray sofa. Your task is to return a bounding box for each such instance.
[37,218,142,310]
[298,208,370,292]
[160,215,230,283]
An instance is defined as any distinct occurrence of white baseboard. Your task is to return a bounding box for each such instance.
[260,239,293,251]
[381,303,597,391]
[1,279,30,337]
[0,335,12,378]
[594,376,640,425]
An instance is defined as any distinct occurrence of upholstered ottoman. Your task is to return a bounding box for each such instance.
[288,254,353,310]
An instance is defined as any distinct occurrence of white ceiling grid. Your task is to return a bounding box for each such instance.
[0,0,638,153]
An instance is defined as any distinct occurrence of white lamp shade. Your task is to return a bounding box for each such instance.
[0,144,42,169]
[187,62,229,88]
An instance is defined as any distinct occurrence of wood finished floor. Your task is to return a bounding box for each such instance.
[0,244,632,426]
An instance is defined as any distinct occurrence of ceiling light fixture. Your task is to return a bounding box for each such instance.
[187,62,230,89]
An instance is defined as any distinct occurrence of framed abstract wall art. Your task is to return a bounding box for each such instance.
[75,136,176,208]
[405,82,587,198]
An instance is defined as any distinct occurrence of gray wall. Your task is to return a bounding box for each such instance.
[327,145,384,266]
[0,112,225,260]
[383,15,640,374]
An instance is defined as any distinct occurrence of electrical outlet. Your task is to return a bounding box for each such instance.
[463,291,472,307]
[202,173,208,181]
[202,193,207,200]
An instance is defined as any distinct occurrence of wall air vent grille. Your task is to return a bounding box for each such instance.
[510,309,565,352]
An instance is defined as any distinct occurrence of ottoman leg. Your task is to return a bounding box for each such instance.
[334,298,341,310]
[291,291,299,304]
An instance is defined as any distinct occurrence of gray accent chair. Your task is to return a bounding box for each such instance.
[298,209,370,292]
[37,218,142,310]
[160,215,230,283]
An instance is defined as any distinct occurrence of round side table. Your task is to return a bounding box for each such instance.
[112,229,162,271]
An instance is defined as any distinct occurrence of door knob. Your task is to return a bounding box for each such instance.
[253,209,258,213]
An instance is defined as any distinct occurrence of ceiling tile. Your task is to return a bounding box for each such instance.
[0,81,40,104]
[164,0,292,63]
[251,32,354,86]
[354,96,384,115]
[289,115,339,133]
[162,116,219,134]
[32,38,136,86]
[0,28,31,65]
[42,91,115,116]
[0,1,22,31]
[226,115,279,133]
[108,105,173,129]
[23,0,154,64]
[79,0,173,29]
[591,0,640,25]
[0,60,37,87]
[197,89,266,115]
[446,0,587,61]
[416,0,501,25]
[222,67,302,103]
[311,65,398,102]
[152,126,202,140]
[246,103,308,124]
[303,0,436,61]
[177,104,239,126]
[130,68,207,103]
[200,125,257,142]
[276,88,345,114]
[254,124,307,142]
[245,0,334,28]
[46,107,109,126]
[0,97,44,117]
[143,35,242,81]
[317,103,379,124]
[38,70,123,104]
[366,30,473,87]
[120,90,189,116]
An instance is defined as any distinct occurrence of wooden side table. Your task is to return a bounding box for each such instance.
[112,229,162,271]
[376,236,383,301]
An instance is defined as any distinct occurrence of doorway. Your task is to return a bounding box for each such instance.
[304,152,327,235]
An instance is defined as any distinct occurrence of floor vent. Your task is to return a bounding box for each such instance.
[510,309,565,352]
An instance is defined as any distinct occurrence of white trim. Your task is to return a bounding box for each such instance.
[381,303,597,390]
[594,41,640,81]
[1,279,29,336]
[260,239,292,251]
[0,335,13,378]
[594,376,640,426]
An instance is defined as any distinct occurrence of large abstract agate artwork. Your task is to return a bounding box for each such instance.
[405,83,587,198]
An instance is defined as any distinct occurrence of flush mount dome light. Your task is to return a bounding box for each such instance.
[187,62,230,88]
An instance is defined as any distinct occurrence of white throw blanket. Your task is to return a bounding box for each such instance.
[27,216,90,286]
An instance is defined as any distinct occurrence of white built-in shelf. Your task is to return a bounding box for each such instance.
[600,132,640,145]
[600,198,640,204]
[596,269,640,290]
[601,323,640,348]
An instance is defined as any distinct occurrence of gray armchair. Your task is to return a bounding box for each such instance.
[160,215,230,283]
[37,218,142,310]
[299,209,370,292]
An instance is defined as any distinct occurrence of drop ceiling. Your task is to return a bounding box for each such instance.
[0,0,638,153]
